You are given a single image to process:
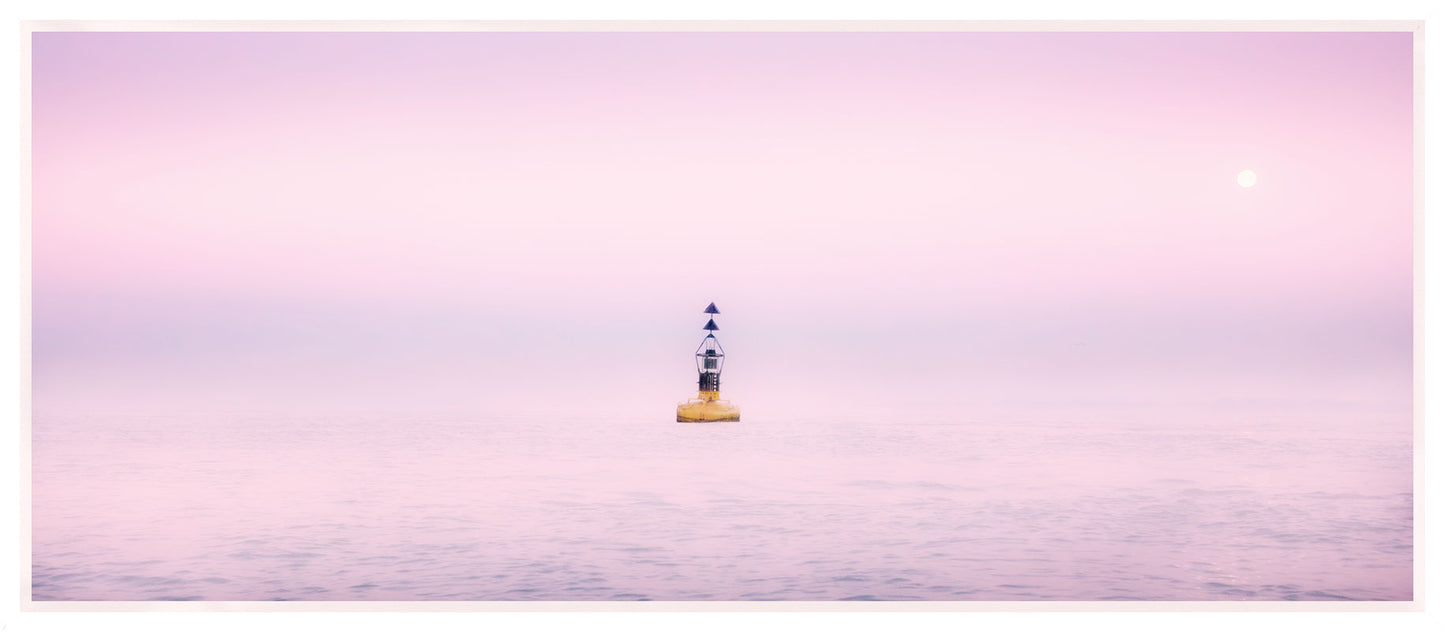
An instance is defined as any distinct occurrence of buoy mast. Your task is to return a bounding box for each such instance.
[696,304,724,399]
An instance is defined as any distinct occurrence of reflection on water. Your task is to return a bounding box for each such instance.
[31,413,1412,601]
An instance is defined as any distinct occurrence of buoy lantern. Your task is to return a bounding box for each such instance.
[676,302,741,423]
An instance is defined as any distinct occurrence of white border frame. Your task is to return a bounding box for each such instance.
[6,8,1440,632]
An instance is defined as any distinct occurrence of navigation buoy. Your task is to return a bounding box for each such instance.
[676,303,741,423]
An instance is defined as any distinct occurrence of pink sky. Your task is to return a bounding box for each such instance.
[30,31,1413,419]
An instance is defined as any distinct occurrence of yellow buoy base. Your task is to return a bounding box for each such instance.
[676,394,741,423]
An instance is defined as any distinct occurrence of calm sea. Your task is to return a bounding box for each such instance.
[31,412,1412,601]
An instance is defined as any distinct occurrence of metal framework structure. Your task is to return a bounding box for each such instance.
[695,303,725,394]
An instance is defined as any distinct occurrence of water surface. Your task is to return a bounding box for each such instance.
[31,413,1412,601]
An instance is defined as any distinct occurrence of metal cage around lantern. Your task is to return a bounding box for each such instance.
[695,334,724,392]
[695,334,725,373]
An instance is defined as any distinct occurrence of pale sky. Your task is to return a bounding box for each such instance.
[31,31,1413,421]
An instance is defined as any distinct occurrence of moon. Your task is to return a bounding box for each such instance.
[1237,170,1258,188]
